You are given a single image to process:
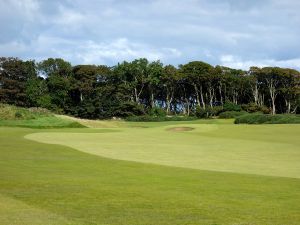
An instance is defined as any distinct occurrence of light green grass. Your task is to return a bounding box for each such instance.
[1,121,300,224]
[27,123,300,178]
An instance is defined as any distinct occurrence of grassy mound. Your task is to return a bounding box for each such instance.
[235,113,300,124]
[0,104,52,120]
[0,104,85,128]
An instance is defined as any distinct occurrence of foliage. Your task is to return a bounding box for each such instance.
[234,113,300,124]
[148,106,167,117]
[241,103,270,114]
[0,57,36,106]
[218,111,248,119]
[223,101,242,112]
[195,106,223,118]
[1,57,300,118]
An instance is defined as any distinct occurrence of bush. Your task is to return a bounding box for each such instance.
[234,113,300,124]
[195,106,207,118]
[113,102,146,118]
[14,111,23,119]
[195,106,223,118]
[223,102,242,112]
[149,107,167,117]
[241,103,270,114]
[219,111,248,119]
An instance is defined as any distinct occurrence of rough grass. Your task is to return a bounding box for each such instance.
[0,104,84,128]
[0,116,85,128]
[1,127,300,224]
[0,104,52,120]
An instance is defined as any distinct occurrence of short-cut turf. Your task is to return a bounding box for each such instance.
[27,123,300,178]
[1,120,300,224]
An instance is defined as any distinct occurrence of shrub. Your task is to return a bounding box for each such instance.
[241,103,270,114]
[149,107,167,117]
[14,111,23,119]
[234,113,300,124]
[219,111,248,119]
[195,106,223,118]
[223,101,242,112]
[195,106,207,118]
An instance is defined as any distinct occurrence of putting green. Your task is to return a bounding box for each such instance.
[26,123,300,179]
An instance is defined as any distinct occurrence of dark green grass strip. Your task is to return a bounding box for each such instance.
[0,128,299,225]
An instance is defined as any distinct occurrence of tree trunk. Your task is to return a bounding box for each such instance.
[150,91,155,108]
[134,87,139,103]
[268,78,277,115]
[200,85,205,109]
[194,84,201,108]
[186,98,190,116]
[219,85,223,105]
[252,83,259,105]
[208,87,213,108]
[285,99,291,114]
[166,88,173,115]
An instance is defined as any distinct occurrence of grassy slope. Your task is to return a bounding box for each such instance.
[0,122,300,224]
[26,123,300,178]
[0,104,84,128]
[0,116,85,128]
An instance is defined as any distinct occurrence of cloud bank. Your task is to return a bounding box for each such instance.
[0,0,299,70]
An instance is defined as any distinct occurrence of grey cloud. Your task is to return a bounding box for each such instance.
[0,0,299,70]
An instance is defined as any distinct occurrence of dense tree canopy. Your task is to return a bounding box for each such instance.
[0,57,299,118]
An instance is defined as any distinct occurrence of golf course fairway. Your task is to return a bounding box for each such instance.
[1,120,300,224]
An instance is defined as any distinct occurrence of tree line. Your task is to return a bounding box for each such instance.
[0,57,299,119]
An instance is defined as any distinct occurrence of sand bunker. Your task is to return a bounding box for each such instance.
[167,127,195,132]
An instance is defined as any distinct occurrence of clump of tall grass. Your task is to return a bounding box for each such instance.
[0,104,52,120]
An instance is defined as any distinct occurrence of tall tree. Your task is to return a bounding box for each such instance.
[37,58,72,110]
[180,61,214,109]
[0,57,36,106]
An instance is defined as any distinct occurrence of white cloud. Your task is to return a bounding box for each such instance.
[59,38,182,65]
[0,0,299,70]
[220,54,300,70]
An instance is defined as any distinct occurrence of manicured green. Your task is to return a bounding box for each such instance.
[27,122,300,178]
[0,120,300,224]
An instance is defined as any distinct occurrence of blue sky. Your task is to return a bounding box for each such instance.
[1,0,300,69]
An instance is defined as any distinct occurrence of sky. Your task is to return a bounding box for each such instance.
[0,0,300,70]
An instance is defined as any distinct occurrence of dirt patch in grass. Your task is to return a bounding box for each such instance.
[167,127,195,132]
